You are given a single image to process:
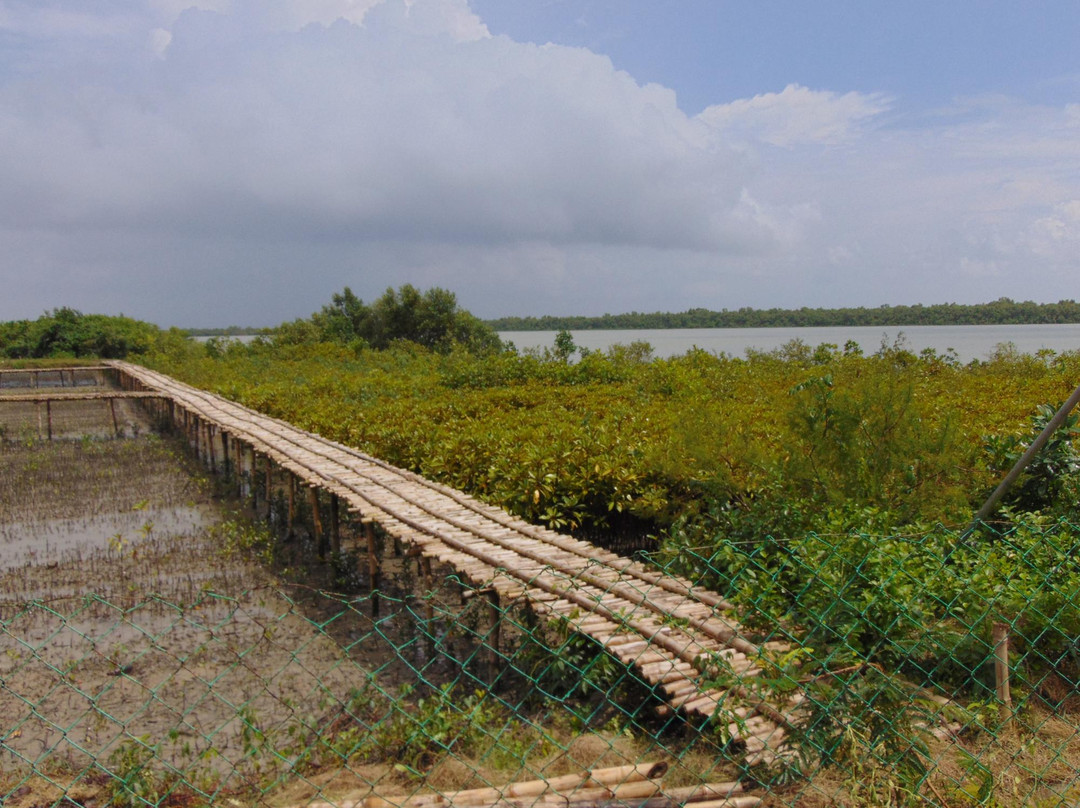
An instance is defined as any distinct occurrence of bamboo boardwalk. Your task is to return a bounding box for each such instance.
[98,362,797,760]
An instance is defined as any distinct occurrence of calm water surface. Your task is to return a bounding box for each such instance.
[499,325,1080,363]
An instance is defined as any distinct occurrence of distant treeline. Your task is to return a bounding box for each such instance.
[487,298,1080,331]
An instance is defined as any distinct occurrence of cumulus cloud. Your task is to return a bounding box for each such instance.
[697,84,892,147]
[0,0,760,257]
[0,1,1078,325]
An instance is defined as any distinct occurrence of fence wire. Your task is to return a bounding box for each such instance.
[3,515,1080,808]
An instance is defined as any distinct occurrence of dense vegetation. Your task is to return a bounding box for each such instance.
[0,307,176,359]
[145,332,1080,542]
[487,297,1080,330]
[140,331,1080,718]
[8,290,1080,703]
[272,285,502,354]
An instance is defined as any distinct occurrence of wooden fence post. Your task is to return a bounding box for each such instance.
[994,622,1013,727]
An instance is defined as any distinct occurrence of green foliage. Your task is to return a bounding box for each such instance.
[553,329,577,362]
[275,284,503,355]
[982,403,1080,516]
[0,307,166,359]
[661,515,1080,706]
[146,331,1080,545]
[105,736,168,808]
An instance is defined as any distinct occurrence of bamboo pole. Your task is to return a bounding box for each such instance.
[220,430,230,476]
[422,555,435,656]
[287,473,296,536]
[366,521,380,617]
[235,438,244,498]
[265,455,274,520]
[109,398,119,437]
[332,763,672,808]
[487,588,501,680]
[295,769,761,808]
[207,424,217,472]
[247,447,257,508]
[994,621,1013,727]
[46,399,52,441]
[330,493,341,556]
[309,487,325,559]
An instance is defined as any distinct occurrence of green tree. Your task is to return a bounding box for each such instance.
[278,284,502,355]
[0,308,161,359]
[553,330,576,362]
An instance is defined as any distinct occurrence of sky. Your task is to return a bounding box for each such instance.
[1,0,1078,327]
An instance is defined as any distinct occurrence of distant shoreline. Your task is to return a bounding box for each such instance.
[484,298,1080,331]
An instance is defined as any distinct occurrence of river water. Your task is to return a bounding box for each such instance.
[499,324,1080,363]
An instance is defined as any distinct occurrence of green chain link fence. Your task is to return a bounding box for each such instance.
[3,514,1080,807]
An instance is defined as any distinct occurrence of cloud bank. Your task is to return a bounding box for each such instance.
[0,0,1077,325]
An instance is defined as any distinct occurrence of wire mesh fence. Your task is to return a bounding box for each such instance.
[3,515,1080,808]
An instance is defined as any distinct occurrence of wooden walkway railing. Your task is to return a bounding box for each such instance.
[28,361,799,761]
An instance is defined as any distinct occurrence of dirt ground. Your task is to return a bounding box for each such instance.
[0,402,395,805]
[0,397,694,808]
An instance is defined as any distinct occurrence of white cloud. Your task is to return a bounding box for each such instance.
[1029,200,1080,257]
[0,0,759,255]
[698,83,892,147]
[1,2,1079,326]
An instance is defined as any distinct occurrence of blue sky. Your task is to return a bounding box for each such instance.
[0,0,1078,327]
[473,2,1080,112]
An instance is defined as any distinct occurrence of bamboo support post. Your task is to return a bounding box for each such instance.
[422,555,435,654]
[46,400,52,441]
[264,455,274,520]
[220,431,230,477]
[235,439,244,498]
[487,588,501,680]
[108,398,120,437]
[309,487,325,559]
[365,521,380,617]
[330,493,341,556]
[246,447,257,508]
[287,474,296,536]
[994,621,1013,727]
[207,425,217,472]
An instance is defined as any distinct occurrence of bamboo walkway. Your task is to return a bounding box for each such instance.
[94,363,798,760]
